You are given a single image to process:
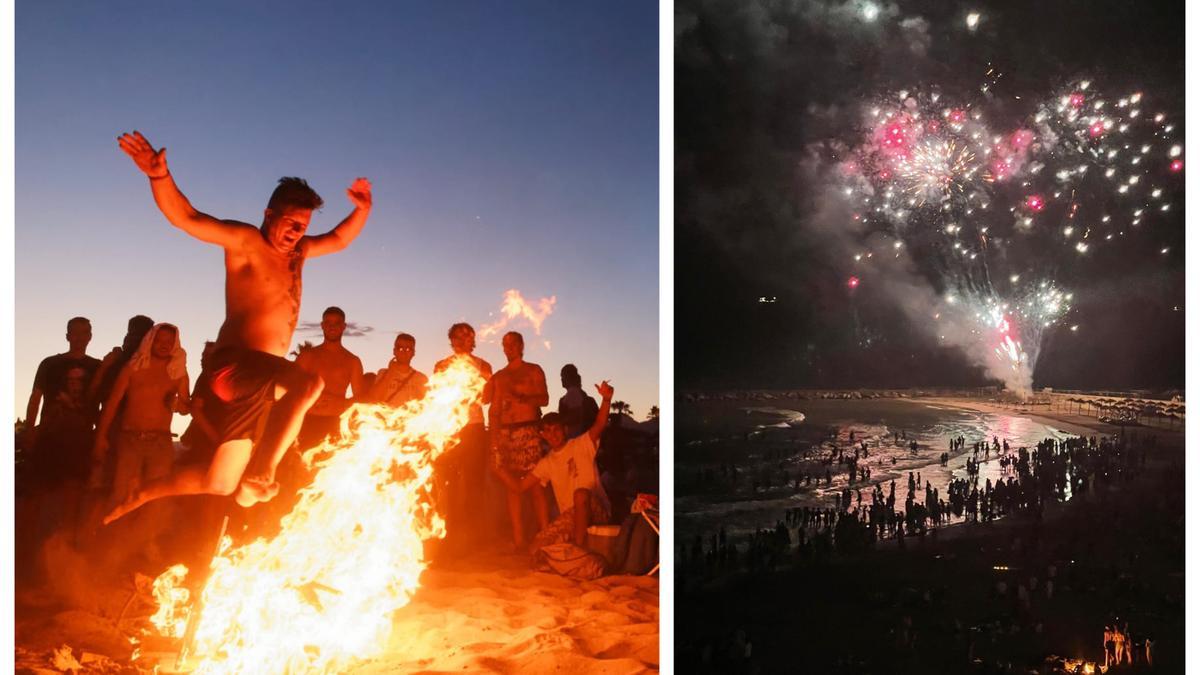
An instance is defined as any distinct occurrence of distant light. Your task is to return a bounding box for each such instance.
[966,12,981,30]
[847,276,860,289]
[1070,325,1079,332]
[861,2,879,21]
[1170,159,1184,172]
[1170,144,1182,157]
[1025,195,1045,212]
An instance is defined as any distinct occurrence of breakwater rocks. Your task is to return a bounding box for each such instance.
[680,389,992,403]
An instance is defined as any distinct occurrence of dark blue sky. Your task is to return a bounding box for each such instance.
[16,1,659,421]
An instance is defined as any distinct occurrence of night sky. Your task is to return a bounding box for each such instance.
[676,0,1185,392]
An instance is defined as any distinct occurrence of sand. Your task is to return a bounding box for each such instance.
[15,546,659,674]
[357,554,659,674]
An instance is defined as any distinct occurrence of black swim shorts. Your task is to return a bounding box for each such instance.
[207,347,293,444]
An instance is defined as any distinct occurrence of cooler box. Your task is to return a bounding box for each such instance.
[586,525,621,565]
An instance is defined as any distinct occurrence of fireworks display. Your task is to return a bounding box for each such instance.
[829,75,1182,394]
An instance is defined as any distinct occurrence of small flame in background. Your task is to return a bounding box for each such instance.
[149,357,487,674]
[478,289,557,340]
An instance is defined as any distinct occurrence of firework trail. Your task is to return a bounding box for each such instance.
[826,75,1181,395]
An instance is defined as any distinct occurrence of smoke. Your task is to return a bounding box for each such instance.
[797,150,1036,395]
[676,0,1184,390]
[676,0,1068,392]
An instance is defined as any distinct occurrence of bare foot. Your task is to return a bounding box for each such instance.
[234,477,280,507]
[233,482,261,507]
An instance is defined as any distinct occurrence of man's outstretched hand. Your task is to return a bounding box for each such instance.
[118,131,169,178]
[347,177,372,210]
[595,380,614,400]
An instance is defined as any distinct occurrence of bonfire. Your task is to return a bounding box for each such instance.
[147,356,486,674]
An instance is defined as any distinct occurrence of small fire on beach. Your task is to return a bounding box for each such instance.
[147,357,486,673]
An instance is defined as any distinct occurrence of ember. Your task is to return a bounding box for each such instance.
[479,288,557,339]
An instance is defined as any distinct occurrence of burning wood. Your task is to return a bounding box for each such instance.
[145,357,486,673]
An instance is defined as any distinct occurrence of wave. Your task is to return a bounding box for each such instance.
[742,406,807,429]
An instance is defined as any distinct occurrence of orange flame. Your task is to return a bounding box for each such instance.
[478,289,556,338]
[150,356,487,673]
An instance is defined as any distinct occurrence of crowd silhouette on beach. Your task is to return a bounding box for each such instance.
[678,419,1173,673]
[682,428,1154,576]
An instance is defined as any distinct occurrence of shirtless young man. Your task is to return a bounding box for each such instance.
[294,306,365,449]
[484,331,550,549]
[92,324,190,513]
[104,131,371,523]
[89,315,155,413]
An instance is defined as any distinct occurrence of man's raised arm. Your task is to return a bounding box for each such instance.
[118,131,253,248]
[586,381,615,445]
[304,178,372,258]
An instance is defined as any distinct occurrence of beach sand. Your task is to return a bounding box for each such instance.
[15,546,659,674]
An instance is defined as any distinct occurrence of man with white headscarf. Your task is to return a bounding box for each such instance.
[92,324,191,527]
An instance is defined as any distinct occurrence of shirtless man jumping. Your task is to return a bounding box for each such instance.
[104,131,371,523]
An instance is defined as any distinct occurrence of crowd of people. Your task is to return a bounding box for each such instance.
[17,131,653,584]
[677,423,1176,672]
[18,314,628,569]
[679,428,1155,578]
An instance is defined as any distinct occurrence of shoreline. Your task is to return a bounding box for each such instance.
[910,396,1184,447]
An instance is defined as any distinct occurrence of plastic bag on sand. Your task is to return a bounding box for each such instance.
[535,543,606,580]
